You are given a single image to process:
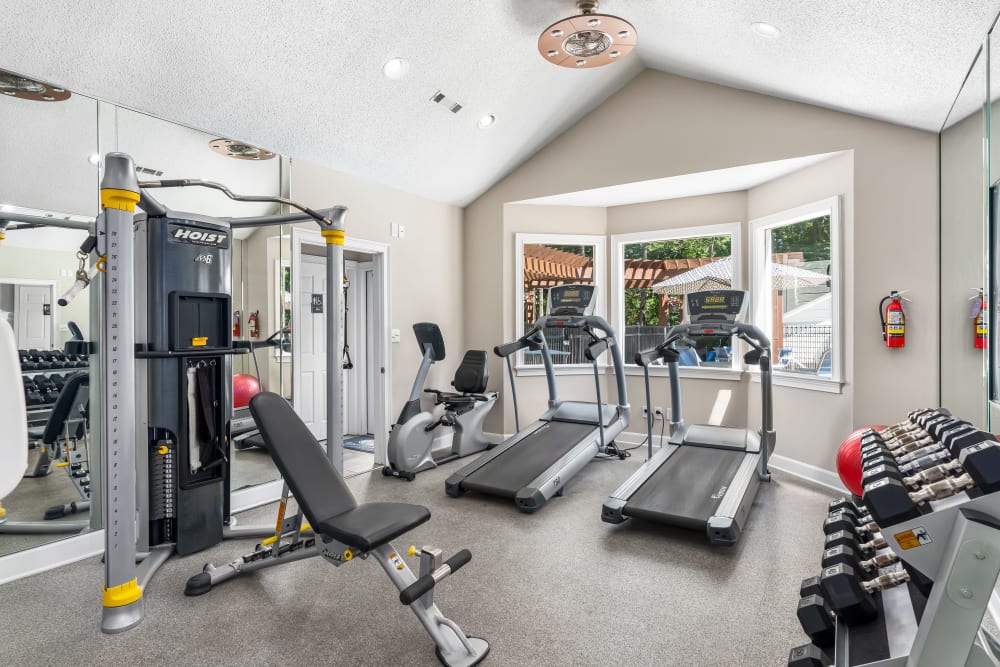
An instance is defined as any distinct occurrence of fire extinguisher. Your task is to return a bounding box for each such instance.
[879,291,907,348]
[971,289,988,350]
[248,310,260,339]
[232,310,241,338]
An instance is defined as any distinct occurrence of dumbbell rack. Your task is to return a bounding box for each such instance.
[793,409,1000,666]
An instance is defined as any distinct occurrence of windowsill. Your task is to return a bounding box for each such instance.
[515,364,608,377]
[624,365,744,381]
[750,370,844,394]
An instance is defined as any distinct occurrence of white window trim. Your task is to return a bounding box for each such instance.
[748,196,843,393]
[609,223,743,378]
[514,233,607,374]
[273,259,291,359]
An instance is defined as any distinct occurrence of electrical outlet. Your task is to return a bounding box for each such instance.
[654,406,665,420]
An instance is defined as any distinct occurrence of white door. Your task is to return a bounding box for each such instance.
[296,255,327,439]
[15,285,52,350]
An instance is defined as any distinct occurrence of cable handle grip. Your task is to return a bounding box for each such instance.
[399,549,472,606]
[585,338,610,361]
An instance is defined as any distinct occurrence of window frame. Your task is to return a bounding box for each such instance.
[748,196,843,393]
[610,222,744,380]
[514,233,607,374]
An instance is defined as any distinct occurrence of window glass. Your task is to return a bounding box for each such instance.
[522,243,595,365]
[764,215,833,376]
[622,234,733,367]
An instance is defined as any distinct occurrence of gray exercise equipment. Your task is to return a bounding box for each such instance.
[77,153,347,633]
[446,283,631,512]
[602,289,775,545]
[0,371,92,534]
[384,322,497,480]
[186,392,489,667]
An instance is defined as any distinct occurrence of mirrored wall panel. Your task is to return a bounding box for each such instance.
[97,103,288,493]
[940,46,988,428]
[0,70,98,555]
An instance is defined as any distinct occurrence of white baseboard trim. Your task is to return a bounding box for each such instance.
[231,479,284,513]
[0,528,104,586]
[767,454,848,495]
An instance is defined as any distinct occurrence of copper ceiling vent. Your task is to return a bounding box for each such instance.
[538,0,637,69]
[0,69,71,101]
[208,138,276,161]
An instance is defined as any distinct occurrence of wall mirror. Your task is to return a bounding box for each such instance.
[97,102,288,495]
[0,69,99,556]
[940,43,988,428]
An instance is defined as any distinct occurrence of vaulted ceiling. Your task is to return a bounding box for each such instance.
[1,1,998,206]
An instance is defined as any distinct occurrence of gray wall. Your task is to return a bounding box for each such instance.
[465,70,940,472]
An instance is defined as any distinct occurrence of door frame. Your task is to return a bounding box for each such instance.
[0,277,58,349]
[291,228,391,465]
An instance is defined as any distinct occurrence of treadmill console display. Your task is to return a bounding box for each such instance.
[548,283,595,316]
[685,290,747,323]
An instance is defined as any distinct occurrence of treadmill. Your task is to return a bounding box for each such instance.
[445,284,630,513]
[602,289,775,545]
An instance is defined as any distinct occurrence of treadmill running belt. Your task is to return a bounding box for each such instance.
[462,421,597,498]
[623,446,746,528]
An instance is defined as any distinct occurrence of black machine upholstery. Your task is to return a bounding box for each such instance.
[452,350,489,394]
[249,392,430,551]
[40,371,89,444]
[428,350,491,409]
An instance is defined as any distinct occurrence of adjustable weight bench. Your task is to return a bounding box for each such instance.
[186,392,489,667]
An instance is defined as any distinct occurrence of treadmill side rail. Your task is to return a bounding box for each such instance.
[707,453,763,545]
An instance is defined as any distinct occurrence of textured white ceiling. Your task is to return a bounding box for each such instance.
[517,153,841,206]
[1,1,998,206]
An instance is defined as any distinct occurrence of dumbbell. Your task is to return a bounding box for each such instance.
[820,562,909,625]
[797,593,835,648]
[788,644,831,667]
[863,422,980,471]
[49,374,65,390]
[823,512,879,542]
[33,375,56,393]
[824,530,888,558]
[865,446,953,475]
[821,544,899,575]
[862,458,965,490]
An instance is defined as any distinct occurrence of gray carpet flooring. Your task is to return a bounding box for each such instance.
[0,454,837,666]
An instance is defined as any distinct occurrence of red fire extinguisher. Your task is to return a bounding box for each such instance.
[232,310,241,338]
[972,289,988,350]
[879,291,907,348]
[248,310,260,339]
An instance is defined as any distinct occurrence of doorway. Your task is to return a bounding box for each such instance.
[290,229,390,476]
[0,279,57,350]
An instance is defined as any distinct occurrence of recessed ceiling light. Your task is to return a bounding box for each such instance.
[382,57,410,80]
[477,114,496,129]
[751,21,781,38]
[88,153,100,166]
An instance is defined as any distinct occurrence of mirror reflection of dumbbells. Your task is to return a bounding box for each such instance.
[860,423,1000,526]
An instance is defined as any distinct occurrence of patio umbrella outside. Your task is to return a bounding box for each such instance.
[651,256,829,295]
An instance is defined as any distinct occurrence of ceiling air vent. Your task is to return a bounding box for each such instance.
[430,90,463,114]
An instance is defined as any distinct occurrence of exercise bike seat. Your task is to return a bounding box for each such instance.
[423,350,492,410]
[250,392,430,552]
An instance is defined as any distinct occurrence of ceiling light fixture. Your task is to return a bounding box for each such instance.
[477,114,496,129]
[538,0,637,69]
[208,138,277,161]
[751,21,781,38]
[0,69,71,102]
[88,153,100,166]
[382,57,410,80]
